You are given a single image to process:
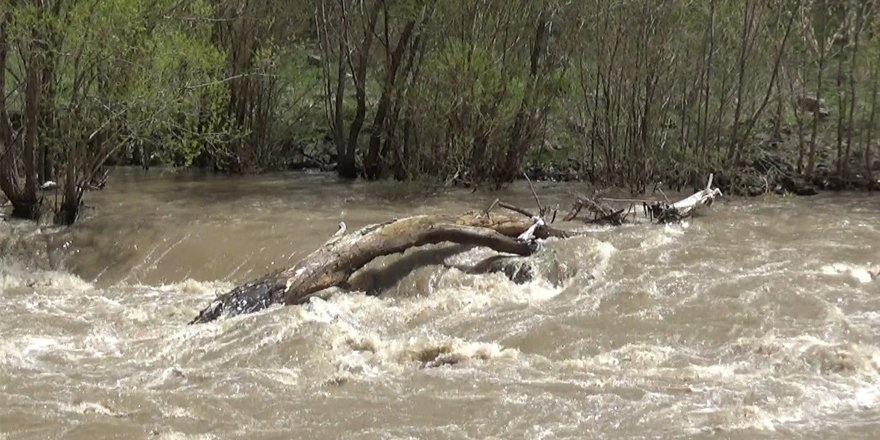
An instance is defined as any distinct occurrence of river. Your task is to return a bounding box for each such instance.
[1,169,879,439]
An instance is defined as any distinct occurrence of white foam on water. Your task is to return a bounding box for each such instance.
[820,263,877,283]
[19,337,64,364]
[292,292,523,380]
[255,368,301,387]
[59,401,119,417]
[432,269,564,305]
[590,240,617,279]
[156,434,217,440]
[153,278,233,297]
[544,327,880,435]
[82,330,123,358]
[0,271,25,290]
[639,224,686,249]
[0,263,94,292]
[695,404,779,432]
[589,344,676,370]
[853,385,880,409]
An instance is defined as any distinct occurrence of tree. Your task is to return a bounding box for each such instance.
[0,3,43,220]
[1,0,231,225]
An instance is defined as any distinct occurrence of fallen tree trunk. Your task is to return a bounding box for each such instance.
[190,212,569,324]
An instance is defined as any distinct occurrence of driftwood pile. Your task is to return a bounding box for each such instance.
[644,174,723,223]
[564,195,626,225]
[564,174,722,225]
[191,176,723,324]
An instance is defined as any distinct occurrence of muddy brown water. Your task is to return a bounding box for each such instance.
[1,169,879,439]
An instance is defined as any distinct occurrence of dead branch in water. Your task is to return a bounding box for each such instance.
[644,174,722,223]
[190,212,571,324]
[564,175,722,225]
[484,175,559,225]
[564,195,627,225]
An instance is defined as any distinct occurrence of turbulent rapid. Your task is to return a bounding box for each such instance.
[1,170,879,439]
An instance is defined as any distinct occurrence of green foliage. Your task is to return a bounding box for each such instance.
[133,24,228,167]
[272,44,324,145]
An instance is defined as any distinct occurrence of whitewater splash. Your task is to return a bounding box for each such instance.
[821,262,878,283]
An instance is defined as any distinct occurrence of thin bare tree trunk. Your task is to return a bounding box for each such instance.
[806,8,829,181]
[0,9,12,152]
[363,3,416,179]
[737,2,797,160]
[498,3,550,184]
[843,4,865,182]
[17,31,44,220]
[865,58,878,188]
[835,43,845,179]
[728,1,756,164]
[700,0,716,155]
[345,4,381,178]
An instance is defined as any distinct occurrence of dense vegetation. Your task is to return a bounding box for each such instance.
[1,0,878,224]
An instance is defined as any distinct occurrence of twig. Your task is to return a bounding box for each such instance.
[656,186,671,204]
[485,198,500,217]
[184,73,277,90]
[599,197,652,204]
[522,172,544,216]
[498,201,536,218]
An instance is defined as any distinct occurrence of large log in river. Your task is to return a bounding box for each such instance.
[190,212,571,324]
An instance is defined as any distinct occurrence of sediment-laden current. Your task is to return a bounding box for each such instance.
[1,169,879,439]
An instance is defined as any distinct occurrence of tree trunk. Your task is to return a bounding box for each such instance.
[55,167,82,226]
[363,16,416,180]
[835,47,845,179]
[865,60,878,188]
[0,10,17,209]
[497,5,550,184]
[738,1,797,160]
[843,7,863,182]
[190,212,569,323]
[806,15,829,181]
[38,9,61,185]
[699,0,716,155]
[10,33,44,220]
[728,1,755,164]
[344,5,381,179]
[0,8,12,155]
[317,0,354,179]
[334,34,353,178]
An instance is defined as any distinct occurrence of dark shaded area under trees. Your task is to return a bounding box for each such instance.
[1,0,879,225]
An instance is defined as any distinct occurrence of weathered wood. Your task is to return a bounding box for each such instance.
[645,174,722,223]
[190,212,569,324]
[564,196,626,225]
